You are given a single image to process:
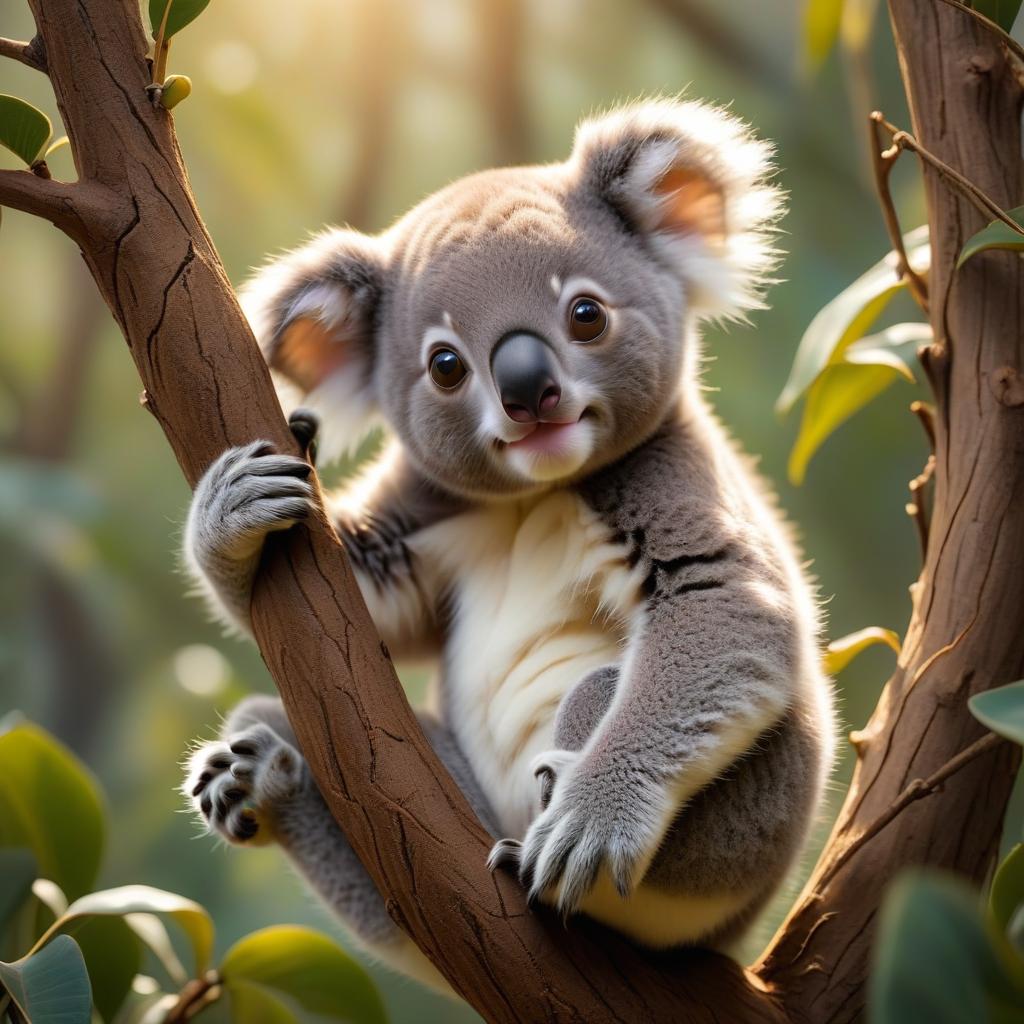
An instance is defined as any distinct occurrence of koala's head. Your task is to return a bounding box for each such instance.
[242,98,782,499]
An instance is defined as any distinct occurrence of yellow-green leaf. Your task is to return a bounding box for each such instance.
[221,926,386,1024]
[43,136,69,160]
[0,94,52,166]
[777,226,929,415]
[824,627,901,676]
[149,0,212,40]
[804,0,844,71]
[74,916,141,1024]
[957,207,1024,268]
[0,849,37,932]
[160,75,192,111]
[0,722,105,901]
[788,362,903,485]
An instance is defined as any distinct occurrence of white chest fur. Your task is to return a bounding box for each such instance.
[412,491,643,837]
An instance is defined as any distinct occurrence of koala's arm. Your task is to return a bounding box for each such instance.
[514,431,805,910]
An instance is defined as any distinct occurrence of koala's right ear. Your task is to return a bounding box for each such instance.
[240,228,385,461]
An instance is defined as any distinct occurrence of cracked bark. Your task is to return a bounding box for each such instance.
[1,0,1020,1020]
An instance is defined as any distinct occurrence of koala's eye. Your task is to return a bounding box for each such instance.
[429,349,468,389]
[568,297,608,342]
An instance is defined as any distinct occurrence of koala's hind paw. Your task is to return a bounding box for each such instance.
[183,724,305,845]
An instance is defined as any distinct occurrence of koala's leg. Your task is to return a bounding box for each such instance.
[183,695,494,994]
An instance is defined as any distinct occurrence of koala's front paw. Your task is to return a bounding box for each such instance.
[489,749,664,915]
[187,441,316,567]
[183,724,305,845]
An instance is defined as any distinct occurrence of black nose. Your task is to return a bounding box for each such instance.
[491,332,561,423]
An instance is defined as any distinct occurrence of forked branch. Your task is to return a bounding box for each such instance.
[0,34,46,72]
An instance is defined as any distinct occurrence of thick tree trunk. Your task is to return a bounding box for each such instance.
[1,0,1020,1020]
[758,3,1024,1020]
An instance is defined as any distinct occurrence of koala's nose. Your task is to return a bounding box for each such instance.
[491,332,562,423]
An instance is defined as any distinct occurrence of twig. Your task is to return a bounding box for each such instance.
[819,731,1004,888]
[874,113,1024,235]
[932,0,1024,65]
[868,112,929,310]
[0,169,79,227]
[906,454,936,556]
[910,399,936,448]
[164,973,221,1023]
[0,35,47,73]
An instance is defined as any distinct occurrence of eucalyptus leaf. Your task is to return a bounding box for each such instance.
[220,926,386,1024]
[149,0,212,40]
[788,362,903,485]
[0,934,92,1024]
[823,627,900,676]
[0,94,52,166]
[777,226,929,415]
[969,681,1024,745]
[971,0,1023,32]
[0,722,105,901]
[0,849,37,932]
[957,207,1024,267]
[225,980,298,1024]
[870,872,1024,1024]
[991,845,1024,943]
[43,136,69,161]
[843,321,931,379]
[51,885,214,976]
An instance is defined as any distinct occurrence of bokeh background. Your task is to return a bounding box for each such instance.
[2,2,1019,1021]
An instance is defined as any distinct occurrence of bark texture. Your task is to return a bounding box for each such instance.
[0,0,1020,1021]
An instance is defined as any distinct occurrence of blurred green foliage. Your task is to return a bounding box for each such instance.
[2,2,1023,1022]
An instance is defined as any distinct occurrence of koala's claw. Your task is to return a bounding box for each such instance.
[288,407,320,463]
[183,724,305,845]
[486,837,522,873]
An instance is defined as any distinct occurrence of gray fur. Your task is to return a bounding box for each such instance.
[181,98,833,976]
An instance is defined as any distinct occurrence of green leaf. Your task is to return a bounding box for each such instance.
[51,885,214,977]
[788,362,903,485]
[74,916,141,1023]
[992,845,1024,943]
[149,0,212,40]
[957,206,1024,267]
[226,980,299,1024]
[124,913,188,986]
[221,926,386,1024]
[0,934,92,1024]
[0,849,37,932]
[970,681,1024,745]
[777,226,929,415]
[0,722,105,901]
[871,872,1024,1024]
[843,321,931,379]
[823,626,900,676]
[971,0,1023,33]
[43,136,69,161]
[804,0,844,70]
[0,94,52,166]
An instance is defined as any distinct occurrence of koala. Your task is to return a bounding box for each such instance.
[181,98,835,992]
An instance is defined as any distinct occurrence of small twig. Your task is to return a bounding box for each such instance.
[906,454,936,557]
[0,168,80,228]
[868,112,929,310]
[148,0,175,104]
[910,399,936,448]
[932,0,1024,65]
[819,731,1004,888]
[0,35,47,73]
[874,113,1024,235]
[164,972,221,1024]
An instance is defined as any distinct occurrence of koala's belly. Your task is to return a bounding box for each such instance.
[422,491,642,838]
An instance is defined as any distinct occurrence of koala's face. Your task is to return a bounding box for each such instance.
[371,168,691,496]
[243,99,781,498]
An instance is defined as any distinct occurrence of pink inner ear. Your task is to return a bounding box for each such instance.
[653,167,727,247]
[271,317,349,393]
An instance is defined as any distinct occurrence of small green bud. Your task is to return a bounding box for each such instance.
[160,75,192,110]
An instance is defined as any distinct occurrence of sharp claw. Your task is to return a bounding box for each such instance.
[229,741,257,756]
[537,767,555,810]
[487,839,522,872]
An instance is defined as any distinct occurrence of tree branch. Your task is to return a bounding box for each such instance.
[0,169,80,228]
[0,35,47,72]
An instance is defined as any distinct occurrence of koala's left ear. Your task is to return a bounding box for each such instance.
[570,99,784,319]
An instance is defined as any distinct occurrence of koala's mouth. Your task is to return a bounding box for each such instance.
[494,410,597,483]
[495,408,594,452]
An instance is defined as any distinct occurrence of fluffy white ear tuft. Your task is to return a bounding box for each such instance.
[571,98,784,320]
[239,228,386,463]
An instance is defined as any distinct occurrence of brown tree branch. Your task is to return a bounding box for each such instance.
[0,169,82,229]
[0,34,46,72]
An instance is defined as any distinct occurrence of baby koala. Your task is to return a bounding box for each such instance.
[182,98,834,991]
